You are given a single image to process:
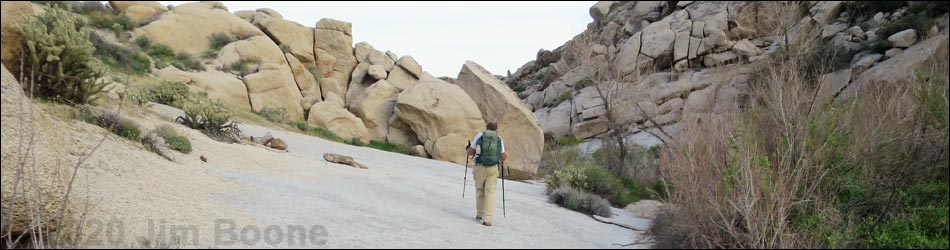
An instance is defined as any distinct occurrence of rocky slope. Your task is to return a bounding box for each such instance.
[0,1,544,179]
[507,1,949,149]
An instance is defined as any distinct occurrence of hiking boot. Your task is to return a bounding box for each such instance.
[482,221,492,227]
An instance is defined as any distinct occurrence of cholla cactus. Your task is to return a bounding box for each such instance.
[21,7,107,105]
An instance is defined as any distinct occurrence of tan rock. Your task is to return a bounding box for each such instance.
[396,56,423,78]
[394,74,485,166]
[589,1,614,22]
[1,65,73,235]
[323,153,368,169]
[887,29,918,48]
[350,80,400,141]
[454,61,543,180]
[285,53,321,99]
[368,64,388,80]
[410,145,428,158]
[155,67,252,110]
[387,114,421,146]
[314,18,357,99]
[266,138,287,150]
[1,1,42,77]
[134,2,264,54]
[307,96,370,142]
[386,66,419,91]
[346,63,372,104]
[217,36,304,120]
[124,5,159,23]
[257,16,315,65]
[109,1,167,13]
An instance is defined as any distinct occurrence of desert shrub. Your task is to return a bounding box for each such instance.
[140,81,190,108]
[545,160,630,207]
[146,43,176,59]
[309,127,343,142]
[844,1,907,18]
[133,36,152,49]
[652,43,949,248]
[347,137,366,147]
[89,31,151,74]
[367,140,411,155]
[145,44,204,71]
[208,33,231,53]
[799,38,854,82]
[257,107,290,124]
[548,186,613,217]
[86,111,141,141]
[20,7,108,105]
[278,44,291,53]
[879,13,938,40]
[177,98,242,143]
[226,57,261,76]
[84,12,135,31]
[152,125,192,154]
[550,92,573,107]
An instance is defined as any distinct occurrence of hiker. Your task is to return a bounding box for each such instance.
[466,122,507,227]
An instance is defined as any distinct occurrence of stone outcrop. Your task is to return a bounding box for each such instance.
[350,80,400,141]
[155,67,252,110]
[134,2,264,54]
[455,61,544,179]
[313,18,357,100]
[216,36,304,120]
[1,1,43,77]
[394,74,485,165]
[1,65,73,236]
[307,94,370,142]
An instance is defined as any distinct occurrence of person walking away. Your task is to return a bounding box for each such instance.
[466,122,507,227]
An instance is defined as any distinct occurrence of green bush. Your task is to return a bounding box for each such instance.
[88,111,141,141]
[153,125,192,154]
[367,140,411,155]
[21,7,107,105]
[309,127,343,142]
[147,43,176,59]
[226,57,261,76]
[85,12,135,31]
[133,36,152,49]
[140,81,190,107]
[844,1,907,18]
[89,31,151,74]
[257,107,290,124]
[862,182,949,249]
[177,98,242,143]
[551,92,573,107]
[548,186,613,217]
[208,33,231,53]
[545,160,630,207]
[347,137,366,147]
[145,43,204,72]
[800,38,854,83]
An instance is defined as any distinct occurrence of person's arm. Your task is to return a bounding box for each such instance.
[467,132,483,156]
[500,137,507,162]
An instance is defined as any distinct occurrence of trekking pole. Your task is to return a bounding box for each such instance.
[500,160,506,218]
[463,141,470,198]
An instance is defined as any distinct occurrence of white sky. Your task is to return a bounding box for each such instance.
[157,1,596,77]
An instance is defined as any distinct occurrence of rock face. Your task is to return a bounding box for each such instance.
[134,2,264,54]
[307,94,370,142]
[155,67,252,110]
[887,29,918,48]
[1,1,42,77]
[110,1,168,23]
[313,18,357,100]
[1,65,73,235]
[216,36,304,120]
[255,14,316,66]
[350,80,400,141]
[395,74,486,166]
[454,61,544,180]
[589,1,614,22]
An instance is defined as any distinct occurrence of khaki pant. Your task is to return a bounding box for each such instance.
[474,164,498,224]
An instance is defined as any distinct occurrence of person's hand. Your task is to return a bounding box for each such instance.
[466,147,476,156]
[500,152,508,162]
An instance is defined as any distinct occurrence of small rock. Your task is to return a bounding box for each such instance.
[846,26,866,39]
[267,138,288,150]
[200,155,208,162]
[850,53,883,75]
[732,39,762,57]
[367,65,388,80]
[410,145,428,158]
[884,48,903,58]
[324,153,368,169]
[822,23,848,38]
[887,29,917,48]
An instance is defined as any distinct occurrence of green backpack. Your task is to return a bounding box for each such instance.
[475,130,502,166]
